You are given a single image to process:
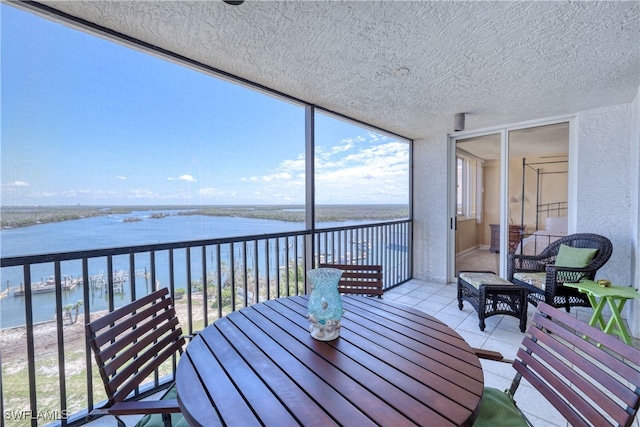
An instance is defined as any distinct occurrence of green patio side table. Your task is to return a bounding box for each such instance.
[564,280,640,345]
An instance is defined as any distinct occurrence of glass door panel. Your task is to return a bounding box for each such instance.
[454,134,501,277]
[451,123,569,280]
[508,123,569,257]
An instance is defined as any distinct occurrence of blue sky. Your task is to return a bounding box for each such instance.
[1,4,409,206]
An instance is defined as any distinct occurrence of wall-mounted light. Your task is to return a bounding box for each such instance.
[454,113,465,132]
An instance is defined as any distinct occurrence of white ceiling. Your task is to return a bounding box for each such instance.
[17,1,640,143]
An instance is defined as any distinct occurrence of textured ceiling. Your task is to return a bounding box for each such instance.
[17,0,640,141]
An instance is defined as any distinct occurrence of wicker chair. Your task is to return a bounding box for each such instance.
[507,233,612,311]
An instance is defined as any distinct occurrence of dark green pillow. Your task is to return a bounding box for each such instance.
[136,385,189,427]
[555,244,597,268]
[474,387,528,427]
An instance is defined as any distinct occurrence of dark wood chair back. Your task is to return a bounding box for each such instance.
[319,263,383,297]
[512,302,640,427]
[86,288,185,423]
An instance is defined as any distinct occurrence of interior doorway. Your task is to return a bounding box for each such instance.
[452,122,569,279]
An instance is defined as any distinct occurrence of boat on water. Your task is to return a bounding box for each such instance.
[10,268,140,297]
[13,275,80,297]
[89,270,128,293]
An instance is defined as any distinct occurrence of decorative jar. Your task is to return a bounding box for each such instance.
[307,268,344,341]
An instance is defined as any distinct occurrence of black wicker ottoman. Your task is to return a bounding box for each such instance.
[457,271,528,332]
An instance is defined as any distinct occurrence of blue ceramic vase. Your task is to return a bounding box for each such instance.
[307,268,344,341]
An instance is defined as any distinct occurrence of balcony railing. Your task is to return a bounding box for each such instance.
[0,220,411,427]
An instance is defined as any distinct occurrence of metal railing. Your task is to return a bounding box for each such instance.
[0,220,411,427]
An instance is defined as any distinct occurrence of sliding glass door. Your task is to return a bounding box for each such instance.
[449,120,570,282]
[453,133,501,279]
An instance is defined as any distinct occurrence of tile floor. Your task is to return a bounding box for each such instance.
[87,278,640,427]
[383,278,640,427]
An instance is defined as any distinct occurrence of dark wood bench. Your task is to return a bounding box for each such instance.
[458,270,528,332]
[319,263,384,297]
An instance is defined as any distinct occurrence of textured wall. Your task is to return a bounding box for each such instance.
[413,94,640,334]
[575,104,634,284]
[413,135,449,284]
[629,88,640,336]
[575,99,639,335]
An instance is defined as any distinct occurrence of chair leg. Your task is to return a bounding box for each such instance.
[478,289,486,331]
[162,413,172,427]
[519,293,527,333]
[508,372,523,396]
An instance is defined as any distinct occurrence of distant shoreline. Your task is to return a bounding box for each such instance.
[1,204,409,229]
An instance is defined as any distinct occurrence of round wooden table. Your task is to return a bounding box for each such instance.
[176,295,484,426]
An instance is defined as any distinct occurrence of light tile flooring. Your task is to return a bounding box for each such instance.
[87,278,640,427]
[384,279,640,427]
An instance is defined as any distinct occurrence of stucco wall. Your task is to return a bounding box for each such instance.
[413,93,640,339]
[575,104,634,286]
[413,135,449,284]
[629,87,640,336]
[575,100,639,335]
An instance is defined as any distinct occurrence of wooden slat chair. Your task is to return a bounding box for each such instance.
[473,301,640,427]
[86,288,187,427]
[319,263,384,298]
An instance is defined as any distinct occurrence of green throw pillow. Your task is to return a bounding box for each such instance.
[474,387,528,427]
[555,244,597,268]
[136,385,189,427]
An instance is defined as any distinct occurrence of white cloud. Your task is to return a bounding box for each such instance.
[4,181,30,187]
[167,174,197,182]
[129,189,157,198]
[279,157,305,172]
[262,172,292,182]
[199,187,223,197]
[313,138,409,203]
[330,140,354,154]
[116,175,127,180]
[37,191,57,198]
[228,133,407,204]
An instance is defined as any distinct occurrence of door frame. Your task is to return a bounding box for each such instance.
[447,115,576,283]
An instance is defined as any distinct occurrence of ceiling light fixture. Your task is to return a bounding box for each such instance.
[223,0,244,5]
[454,113,465,132]
[392,67,410,77]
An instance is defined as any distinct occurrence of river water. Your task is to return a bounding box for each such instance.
[0,210,366,328]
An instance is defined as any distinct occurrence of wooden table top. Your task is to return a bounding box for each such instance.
[176,295,484,427]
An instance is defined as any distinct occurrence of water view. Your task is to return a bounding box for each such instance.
[0,205,408,328]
